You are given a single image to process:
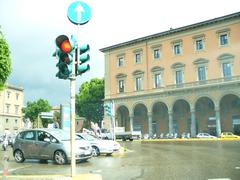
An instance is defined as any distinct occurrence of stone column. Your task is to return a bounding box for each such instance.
[148,112,153,137]
[129,114,133,132]
[215,106,221,137]
[168,110,173,134]
[190,108,196,137]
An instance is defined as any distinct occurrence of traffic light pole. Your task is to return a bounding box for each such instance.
[69,26,78,177]
[70,78,76,177]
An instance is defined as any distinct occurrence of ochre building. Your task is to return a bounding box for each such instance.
[100,12,240,137]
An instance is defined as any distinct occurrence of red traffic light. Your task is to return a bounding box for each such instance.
[60,40,71,53]
[55,35,72,53]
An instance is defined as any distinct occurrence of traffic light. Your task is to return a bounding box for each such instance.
[104,103,112,117]
[76,44,90,76]
[53,35,77,79]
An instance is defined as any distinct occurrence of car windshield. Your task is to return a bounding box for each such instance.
[49,129,81,141]
[81,133,98,141]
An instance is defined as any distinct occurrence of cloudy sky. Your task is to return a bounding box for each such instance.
[0,0,239,106]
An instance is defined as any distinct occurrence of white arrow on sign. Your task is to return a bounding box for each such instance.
[74,2,84,22]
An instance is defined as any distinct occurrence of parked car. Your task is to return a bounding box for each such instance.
[196,133,217,138]
[99,128,113,140]
[13,128,92,165]
[220,132,240,138]
[76,133,120,157]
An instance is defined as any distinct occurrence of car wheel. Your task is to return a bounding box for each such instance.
[54,150,67,165]
[92,146,100,157]
[14,149,25,163]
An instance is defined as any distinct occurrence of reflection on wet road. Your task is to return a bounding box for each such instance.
[1,140,240,180]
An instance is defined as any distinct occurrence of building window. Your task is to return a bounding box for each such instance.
[154,73,161,88]
[118,79,125,93]
[135,77,142,91]
[15,119,18,124]
[153,49,160,59]
[135,53,141,64]
[217,29,230,47]
[176,70,183,84]
[196,39,204,51]
[198,66,206,81]
[118,57,124,67]
[15,105,19,114]
[6,119,8,123]
[16,93,19,100]
[7,91,10,99]
[220,33,228,46]
[174,44,181,55]
[222,63,231,77]
[6,104,10,114]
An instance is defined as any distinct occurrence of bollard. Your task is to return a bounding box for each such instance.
[3,154,9,177]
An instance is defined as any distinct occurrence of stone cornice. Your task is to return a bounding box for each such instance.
[100,12,240,52]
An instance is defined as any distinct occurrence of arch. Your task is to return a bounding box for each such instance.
[172,99,191,135]
[116,105,130,131]
[115,103,130,111]
[152,101,169,135]
[171,97,191,109]
[219,94,240,135]
[132,103,148,135]
[195,97,216,135]
[131,101,148,114]
[219,92,240,102]
[150,100,169,112]
[193,95,215,108]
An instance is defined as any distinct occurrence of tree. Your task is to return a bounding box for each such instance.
[76,78,104,128]
[0,28,12,90]
[22,99,52,128]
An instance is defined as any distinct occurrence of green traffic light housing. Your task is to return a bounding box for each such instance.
[76,43,90,75]
[104,103,112,117]
[53,35,77,79]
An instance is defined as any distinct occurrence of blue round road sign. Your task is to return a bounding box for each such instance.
[67,1,91,25]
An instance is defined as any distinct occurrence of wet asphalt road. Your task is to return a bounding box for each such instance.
[1,140,240,180]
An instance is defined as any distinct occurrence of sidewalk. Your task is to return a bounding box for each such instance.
[1,174,102,180]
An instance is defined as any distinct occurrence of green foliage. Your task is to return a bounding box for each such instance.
[0,29,12,90]
[76,78,104,127]
[22,99,52,128]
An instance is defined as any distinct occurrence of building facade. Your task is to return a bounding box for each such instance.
[100,12,240,137]
[0,84,24,134]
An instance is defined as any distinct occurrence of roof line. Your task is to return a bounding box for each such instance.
[100,11,240,52]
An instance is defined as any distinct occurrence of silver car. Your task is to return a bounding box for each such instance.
[13,128,92,165]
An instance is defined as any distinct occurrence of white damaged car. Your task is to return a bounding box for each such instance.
[76,133,120,157]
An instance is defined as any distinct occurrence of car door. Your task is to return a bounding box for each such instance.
[21,130,38,158]
[35,130,58,159]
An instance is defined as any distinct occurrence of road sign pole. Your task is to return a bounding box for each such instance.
[112,100,116,141]
[67,1,92,177]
